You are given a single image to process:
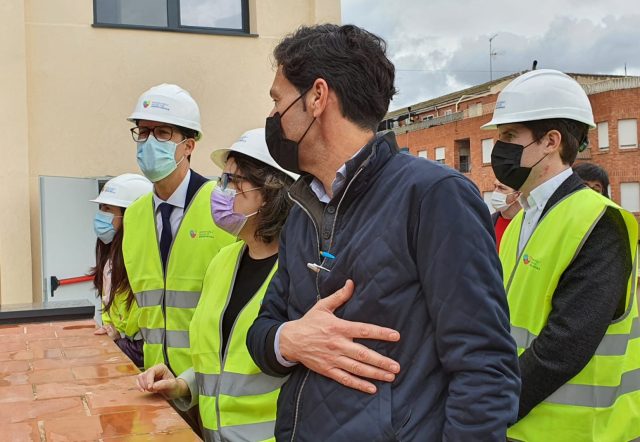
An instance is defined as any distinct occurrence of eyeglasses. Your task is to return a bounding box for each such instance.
[130,125,178,142]
[219,172,248,191]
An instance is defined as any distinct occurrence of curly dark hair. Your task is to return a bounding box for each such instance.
[229,152,294,244]
[273,24,397,132]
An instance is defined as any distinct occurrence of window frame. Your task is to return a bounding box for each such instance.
[597,121,609,150]
[620,182,640,213]
[92,0,253,37]
[481,138,493,164]
[618,118,638,150]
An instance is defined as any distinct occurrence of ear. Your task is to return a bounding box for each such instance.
[544,129,562,154]
[309,78,330,118]
[183,138,196,156]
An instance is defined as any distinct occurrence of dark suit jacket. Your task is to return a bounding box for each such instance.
[185,169,209,208]
[517,171,632,419]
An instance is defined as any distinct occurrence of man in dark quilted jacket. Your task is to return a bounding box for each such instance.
[248,23,520,441]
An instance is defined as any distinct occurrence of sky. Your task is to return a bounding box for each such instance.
[341,0,640,111]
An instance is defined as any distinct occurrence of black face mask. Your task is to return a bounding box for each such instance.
[491,139,546,190]
[265,87,315,174]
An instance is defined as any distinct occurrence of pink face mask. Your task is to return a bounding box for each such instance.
[210,185,259,237]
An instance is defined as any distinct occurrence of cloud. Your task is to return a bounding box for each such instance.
[342,0,640,111]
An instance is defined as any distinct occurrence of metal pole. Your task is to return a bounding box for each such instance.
[489,34,498,81]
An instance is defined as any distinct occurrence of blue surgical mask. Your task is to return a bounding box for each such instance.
[136,137,187,182]
[94,211,117,244]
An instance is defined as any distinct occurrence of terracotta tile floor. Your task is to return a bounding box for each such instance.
[0,320,200,441]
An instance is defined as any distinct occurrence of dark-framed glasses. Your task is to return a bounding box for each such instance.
[130,125,176,142]
[219,172,248,191]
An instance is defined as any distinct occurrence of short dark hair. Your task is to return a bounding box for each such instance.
[176,125,200,142]
[521,118,589,165]
[573,162,610,197]
[229,152,294,243]
[273,24,397,132]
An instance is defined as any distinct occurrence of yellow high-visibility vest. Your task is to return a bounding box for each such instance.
[190,241,285,442]
[123,181,235,375]
[501,188,640,442]
[101,289,140,340]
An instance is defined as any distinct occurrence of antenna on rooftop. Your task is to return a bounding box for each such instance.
[489,34,498,81]
[532,60,538,70]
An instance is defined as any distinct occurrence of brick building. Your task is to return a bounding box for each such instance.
[382,73,640,216]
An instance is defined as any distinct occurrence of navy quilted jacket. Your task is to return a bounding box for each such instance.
[247,132,520,441]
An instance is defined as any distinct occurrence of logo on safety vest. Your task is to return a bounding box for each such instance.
[189,230,214,239]
[522,254,541,270]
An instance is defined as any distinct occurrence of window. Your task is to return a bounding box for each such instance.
[455,139,471,173]
[468,103,483,117]
[93,0,250,34]
[444,109,453,116]
[620,183,640,212]
[435,147,445,164]
[597,122,609,150]
[418,150,428,159]
[482,138,493,164]
[425,114,434,120]
[619,119,638,149]
[483,192,495,214]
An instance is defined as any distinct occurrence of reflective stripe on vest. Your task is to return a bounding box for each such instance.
[511,318,640,357]
[500,188,640,441]
[203,422,276,442]
[546,368,640,408]
[135,290,200,309]
[123,181,235,374]
[190,241,283,442]
[196,371,286,397]
[140,328,190,348]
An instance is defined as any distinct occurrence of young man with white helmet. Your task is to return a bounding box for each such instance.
[483,69,640,441]
[90,173,152,367]
[122,84,235,378]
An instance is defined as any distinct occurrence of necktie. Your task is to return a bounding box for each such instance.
[158,202,174,270]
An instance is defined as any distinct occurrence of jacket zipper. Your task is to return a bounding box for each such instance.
[286,164,367,442]
[286,195,320,442]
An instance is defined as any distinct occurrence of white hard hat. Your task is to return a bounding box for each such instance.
[127,84,202,136]
[90,173,152,208]
[210,128,300,180]
[482,69,596,130]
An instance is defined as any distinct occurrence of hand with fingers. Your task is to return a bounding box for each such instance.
[279,279,401,394]
[94,326,109,335]
[104,324,120,340]
[136,364,190,400]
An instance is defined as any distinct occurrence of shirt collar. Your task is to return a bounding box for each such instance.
[309,148,363,203]
[153,169,191,210]
[519,167,572,212]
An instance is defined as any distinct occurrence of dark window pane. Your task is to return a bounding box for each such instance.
[95,0,168,27]
[180,0,242,29]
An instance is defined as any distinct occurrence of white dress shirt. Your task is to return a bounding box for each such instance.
[517,167,573,254]
[309,165,348,203]
[152,170,191,240]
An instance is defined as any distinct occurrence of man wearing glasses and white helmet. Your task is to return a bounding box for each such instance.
[122,84,234,383]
